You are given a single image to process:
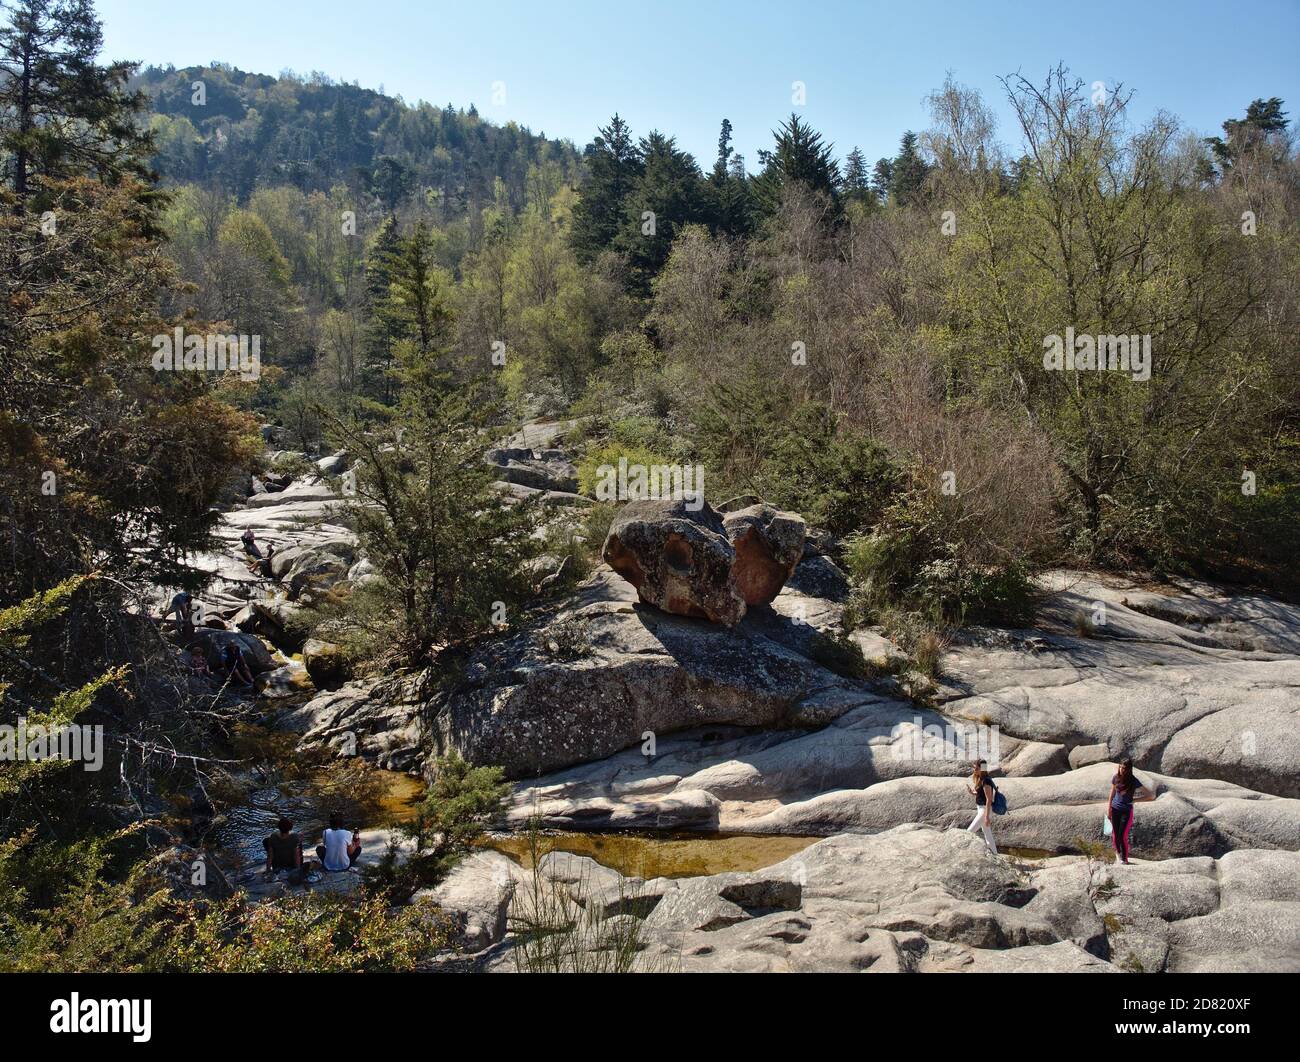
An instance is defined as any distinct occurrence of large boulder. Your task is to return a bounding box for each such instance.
[187,629,275,673]
[602,498,806,626]
[603,499,746,626]
[303,637,351,688]
[426,566,882,779]
[722,503,807,606]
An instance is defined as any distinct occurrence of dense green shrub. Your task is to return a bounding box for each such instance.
[690,381,902,536]
[365,755,509,902]
[842,492,1036,628]
[576,441,679,498]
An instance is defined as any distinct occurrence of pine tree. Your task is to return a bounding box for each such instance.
[712,118,734,183]
[370,155,412,212]
[888,131,930,206]
[382,221,453,393]
[0,3,258,600]
[614,130,707,293]
[570,114,643,263]
[1204,97,1289,174]
[707,118,754,238]
[363,213,403,405]
[322,334,538,666]
[751,114,841,217]
[842,146,870,204]
[870,157,893,203]
[0,0,154,205]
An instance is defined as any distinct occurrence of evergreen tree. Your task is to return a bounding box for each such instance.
[707,118,754,237]
[0,0,154,204]
[842,146,871,204]
[870,157,893,202]
[382,221,453,392]
[570,113,643,262]
[323,314,538,665]
[1204,97,1289,174]
[712,117,734,182]
[888,130,930,205]
[370,155,412,212]
[0,2,257,599]
[614,130,707,292]
[363,213,403,405]
[751,114,841,216]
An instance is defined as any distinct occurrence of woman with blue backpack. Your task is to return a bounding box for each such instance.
[965,759,1003,855]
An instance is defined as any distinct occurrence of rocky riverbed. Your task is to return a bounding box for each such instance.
[169,420,1300,973]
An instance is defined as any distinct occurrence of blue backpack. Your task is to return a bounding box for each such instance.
[989,780,1008,816]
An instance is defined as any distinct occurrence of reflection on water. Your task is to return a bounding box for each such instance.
[1003,846,1057,861]
[484,831,820,879]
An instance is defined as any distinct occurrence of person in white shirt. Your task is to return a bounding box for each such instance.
[315,814,362,871]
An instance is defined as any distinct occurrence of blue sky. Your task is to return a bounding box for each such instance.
[97,0,1300,168]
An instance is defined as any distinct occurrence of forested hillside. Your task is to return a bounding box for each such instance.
[134,63,581,213]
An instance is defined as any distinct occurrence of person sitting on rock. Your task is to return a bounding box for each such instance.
[1107,758,1155,865]
[247,542,277,581]
[263,817,316,883]
[220,641,255,687]
[315,814,362,872]
[240,528,261,559]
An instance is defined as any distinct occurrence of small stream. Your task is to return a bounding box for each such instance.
[212,757,425,873]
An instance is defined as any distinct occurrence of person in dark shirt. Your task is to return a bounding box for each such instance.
[240,528,261,559]
[1108,758,1155,864]
[247,542,278,581]
[963,759,998,855]
[163,590,196,639]
[221,642,255,686]
[263,817,304,882]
